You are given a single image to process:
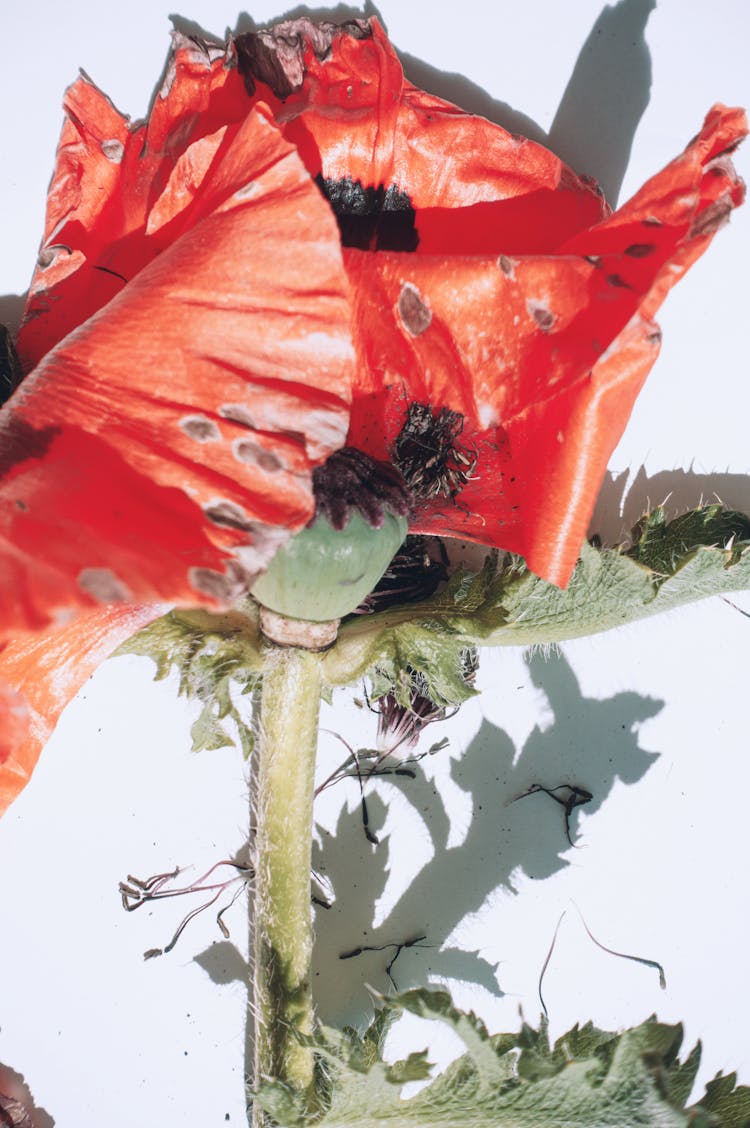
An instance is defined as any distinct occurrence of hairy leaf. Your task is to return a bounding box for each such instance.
[253,988,750,1127]
[323,506,750,704]
[117,607,264,753]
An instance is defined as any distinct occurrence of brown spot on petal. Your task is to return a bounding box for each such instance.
[498,255,516,278]
[37,244,72,269]
[179,415,221,443]
[528,301,555,333]
[204,500,254,531]
[646,328,663,345]
[398,283,432,336]
[219,403,256,429]
[606,273,633,289]
[101,138,124,162]
[78,567,132,603]
[642,216,663,227]
[233,439,283,473]
[689,197,733,239]
[624,243,656,258]
[189,562,254,604]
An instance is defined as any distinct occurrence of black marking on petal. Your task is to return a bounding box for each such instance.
[93,264,128,283]
[624,242,656,258]
[606,273,633,289]
[393,403,477,501]
[398,283,432,336]
[317,176,419,252]
[0,417,60,477]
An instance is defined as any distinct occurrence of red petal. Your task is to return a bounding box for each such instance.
[346,105,746,586]
[279,19,608,248]
[18,36,253,369]
[3,102,353,632]
[0,603,165,816]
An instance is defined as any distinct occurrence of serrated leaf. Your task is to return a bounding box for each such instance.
[697,1072,750,1127]
[117,607,263,755]
[190,702,234,753]
[323,506,750,701]
[628,506,750,576]
[253,988,750,1127]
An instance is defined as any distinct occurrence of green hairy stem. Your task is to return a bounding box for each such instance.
[251,645,322,1125]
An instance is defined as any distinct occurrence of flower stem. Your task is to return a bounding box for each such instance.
[251,644,322,1125]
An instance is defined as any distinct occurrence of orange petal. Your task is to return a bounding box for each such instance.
[345,104,746,586]
[276,18,608,247]
[0,603,166,816]
[18,36,253,369]
[3,102,354,633]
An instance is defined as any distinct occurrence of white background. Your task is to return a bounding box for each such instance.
[1,2,749,1125]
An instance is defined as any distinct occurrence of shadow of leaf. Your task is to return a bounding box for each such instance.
[312,650,662,1027]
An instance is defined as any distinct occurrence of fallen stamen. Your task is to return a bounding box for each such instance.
[119,858,254,959]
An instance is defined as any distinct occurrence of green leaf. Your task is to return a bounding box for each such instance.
[189,702,235,753]
[323,505,750,702]
[117,606,264,755]
[699,1072,750,1127]
[252,988,750,1127]
[117,507,750,718]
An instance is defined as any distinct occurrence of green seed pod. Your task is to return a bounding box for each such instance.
[250,510,408,622]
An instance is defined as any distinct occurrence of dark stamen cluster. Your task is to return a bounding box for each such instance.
[311,447,412,531]
[0,325,22,407]
[354,535,448,614]
[375,649,477,750]
[393,403,478,501]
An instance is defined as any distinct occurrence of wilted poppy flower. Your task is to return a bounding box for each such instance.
[0,16,745,811]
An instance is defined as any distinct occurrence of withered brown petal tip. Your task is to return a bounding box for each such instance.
[235,17,371,99]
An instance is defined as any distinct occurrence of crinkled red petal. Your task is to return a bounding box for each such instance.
[0,604,166,815]
[19,37,253,368]
[281,19,609,247]
[346,104,746,585]
[19,21,608,372]
[3,102,353,632]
